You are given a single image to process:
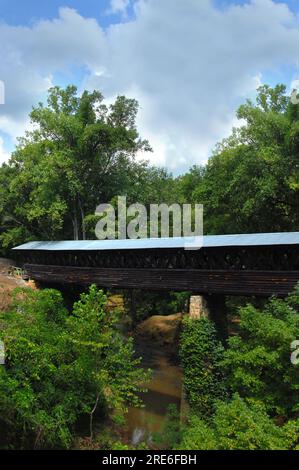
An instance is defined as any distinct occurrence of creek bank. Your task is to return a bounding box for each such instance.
[123,312,183,447]
[135,312,182,356]
[0,258,36,312]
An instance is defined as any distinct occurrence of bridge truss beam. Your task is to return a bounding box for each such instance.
[24,264,299,297]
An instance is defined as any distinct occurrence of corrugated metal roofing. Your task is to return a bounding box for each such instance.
[13,232,299,251]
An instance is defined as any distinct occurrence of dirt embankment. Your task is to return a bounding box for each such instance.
[0,258,36,312]
[135,313,182,353]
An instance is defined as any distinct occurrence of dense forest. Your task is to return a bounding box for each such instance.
[0,83,299,449]
[1,83,299,250]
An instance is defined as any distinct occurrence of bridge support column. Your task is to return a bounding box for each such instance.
[188,294,228,340]
[189,295,209,319]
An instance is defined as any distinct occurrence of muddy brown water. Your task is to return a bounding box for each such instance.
[124,339,183,447]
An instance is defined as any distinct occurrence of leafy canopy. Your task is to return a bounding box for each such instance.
[222,286,299,418]
[0,86,152,247]
[179,316,227,418]
[0,285,148,449]
[178,84,299,234]
[178,395,299,450]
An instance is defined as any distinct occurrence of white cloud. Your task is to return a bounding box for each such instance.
[0,137,10,165]
[1,1,299,172]
[109,0,131,15]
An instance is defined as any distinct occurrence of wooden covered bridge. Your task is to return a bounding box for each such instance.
[13,232,299,297]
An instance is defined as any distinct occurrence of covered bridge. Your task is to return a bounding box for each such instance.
[13,232,299,297]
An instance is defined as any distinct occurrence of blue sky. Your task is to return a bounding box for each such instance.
[1,0,298,24]
[214,0,299,11]
[1,0,299,172]
[0,0,123,26]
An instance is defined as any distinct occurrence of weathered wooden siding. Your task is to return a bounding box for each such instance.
[24,264,299,296]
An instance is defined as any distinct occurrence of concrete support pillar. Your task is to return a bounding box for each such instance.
[189,295,209,319]
[188,294,228,340]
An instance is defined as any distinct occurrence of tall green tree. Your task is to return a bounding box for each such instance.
[0,86,152,246]
[178,395,299,450]
[188,84,299,234]
[0,285,148,449]
[222,286,299,418]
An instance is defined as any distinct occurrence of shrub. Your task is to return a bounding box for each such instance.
[0,285,148,449]
[179,395,297,450]
[153,404,182,449]
[179,316,227,418]
[123,290,189,324]
[222,286,299,418]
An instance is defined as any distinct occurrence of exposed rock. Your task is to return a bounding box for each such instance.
[135,313,182,350]
[107,294,125,312]
[0,258,36,312]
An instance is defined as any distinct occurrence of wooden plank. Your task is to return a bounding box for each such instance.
[24,264,299,296]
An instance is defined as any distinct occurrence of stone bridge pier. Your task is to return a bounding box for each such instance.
[188,294,228,340]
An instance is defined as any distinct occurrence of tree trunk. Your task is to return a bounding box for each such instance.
[78,196,86,240]
[89,394,100,441]
[72,211,79,240]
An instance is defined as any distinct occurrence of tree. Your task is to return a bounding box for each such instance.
[188,84,299,234]
[0,86,151,247]
[175,165,205,203]
[176,285,299,450]
[222,285,299,418]
[0,285,148,449]
[178,395,298,450]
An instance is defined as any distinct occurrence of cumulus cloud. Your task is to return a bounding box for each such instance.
[109,0,131,15]
[0,137,10,164]
[1,0,299,172]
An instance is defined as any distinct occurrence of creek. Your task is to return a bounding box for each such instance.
[124,338,183,447]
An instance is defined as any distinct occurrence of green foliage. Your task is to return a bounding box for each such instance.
[175,165,205,203]
[0,285,148,449]
[124,290,189,324]
[176,286,299,450]
[153,405,182,449]
[179,395,297,450]
[0,86,154,249]
[177,84,299,234]
[179,317,227,418]
[222,286,299,418]
[3,83,298,251]
[2,81,299,450]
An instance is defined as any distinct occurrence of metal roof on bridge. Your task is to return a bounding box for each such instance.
[13,232,299,251]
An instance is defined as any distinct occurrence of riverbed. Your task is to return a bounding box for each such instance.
[124,339,183,447]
